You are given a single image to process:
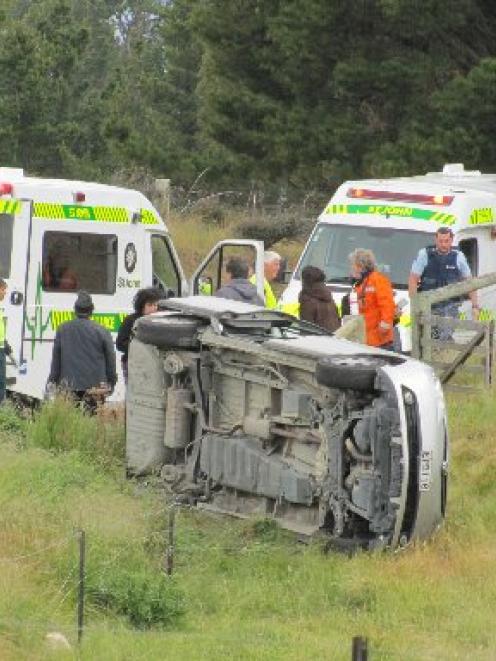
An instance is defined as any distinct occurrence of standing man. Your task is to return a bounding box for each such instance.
[250,251,281,309]
[0,279,11,404]
[408,227,479,337]
[215,257,264,305]
[47,291,117,412]
[348,249,396,350]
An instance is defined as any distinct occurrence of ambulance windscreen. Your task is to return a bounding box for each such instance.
[296,224,434,288]
[0,214,14,278]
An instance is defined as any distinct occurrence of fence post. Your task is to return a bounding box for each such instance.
[77,529,86,644]
[352,636,368,660]
[165,506,176,576]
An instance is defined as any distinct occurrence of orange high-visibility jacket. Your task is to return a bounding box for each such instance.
[355,270,395,347]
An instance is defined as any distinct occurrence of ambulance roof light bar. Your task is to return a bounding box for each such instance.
[0,182,13,196]
[347,188,454,206]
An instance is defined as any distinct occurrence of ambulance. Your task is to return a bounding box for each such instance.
[279,163,496,351]
[0,167,192,402]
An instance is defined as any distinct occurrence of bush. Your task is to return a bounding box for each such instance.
[27,396,125,472]
[83,544,184,628]
[237,211,313,247]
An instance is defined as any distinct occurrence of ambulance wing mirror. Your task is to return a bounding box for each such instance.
[10,291,23,306]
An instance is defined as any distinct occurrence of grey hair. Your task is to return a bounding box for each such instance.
[349,248,376,271]
[264,250,281,264]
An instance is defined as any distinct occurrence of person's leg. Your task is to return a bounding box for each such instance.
[0,350,5,404]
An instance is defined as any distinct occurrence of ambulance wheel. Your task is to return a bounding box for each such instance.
[134,315,206,350]
[316,355,379,391]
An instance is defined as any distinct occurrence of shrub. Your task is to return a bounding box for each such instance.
[27,396,125,473]
[80,541,184,628]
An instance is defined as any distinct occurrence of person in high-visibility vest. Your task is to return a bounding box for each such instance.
[0,279,9,404]
[249,251,281,309]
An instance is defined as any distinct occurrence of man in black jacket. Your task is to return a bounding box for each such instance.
[47,291,117,411]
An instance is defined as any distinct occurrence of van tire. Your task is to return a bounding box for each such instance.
[316,355,379,391]
[134,315,205,350]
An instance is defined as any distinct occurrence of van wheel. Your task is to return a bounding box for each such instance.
[134,315,206,350]
[316,355,379,391]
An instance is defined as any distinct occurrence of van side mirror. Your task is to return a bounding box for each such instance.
[282,269,292,285]
[10,291,23,306]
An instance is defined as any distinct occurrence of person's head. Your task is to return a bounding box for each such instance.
[133,287,161,316]
[435,227,454,254]
[74,290,94,318]
[349,248,376,279]
[226,257,249,280]
[264,251,281,282]
[301,265,325,289]
[0,278,7,301]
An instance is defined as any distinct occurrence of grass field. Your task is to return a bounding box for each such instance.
[0,388,495,661]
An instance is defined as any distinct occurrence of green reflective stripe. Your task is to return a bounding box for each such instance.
[140,209,160,225]
[325,203,456,226]
[0,199,21,214]
[94,206,128,222]
[50,311,126,333]
[34,202,131,222]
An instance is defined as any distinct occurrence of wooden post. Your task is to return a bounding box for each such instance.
[166,506,175,576]
[77,530,86,644]
[352,636,368,660]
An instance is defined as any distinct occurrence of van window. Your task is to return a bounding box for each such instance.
[0,214,14,278]
[42,232,117,294]
[151,235,180,296]
[297,224,435,288]
[458,238,478,275]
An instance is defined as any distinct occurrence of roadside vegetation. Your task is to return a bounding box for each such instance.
[1,387,495,660]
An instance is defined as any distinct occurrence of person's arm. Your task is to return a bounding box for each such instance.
[408,273,421,298]
[47,331,61,385]
[299,297,317,324]
[457,252,479,314]
[103,331,117,387]
[408,249,427,298]
[116,315,134,354]
[376,275,395,335]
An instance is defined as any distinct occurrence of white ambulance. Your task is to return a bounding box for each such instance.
[279,163,496,350]
[0,167,191,402]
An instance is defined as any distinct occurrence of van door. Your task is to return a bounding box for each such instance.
[145,233,188,297]
[191,239,265,300]
[2,199,31,391]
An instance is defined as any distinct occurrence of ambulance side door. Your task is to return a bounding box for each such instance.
[2,199,31,389]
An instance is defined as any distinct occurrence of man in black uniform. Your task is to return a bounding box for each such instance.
[408,226,479,339]
[47,291,117,412]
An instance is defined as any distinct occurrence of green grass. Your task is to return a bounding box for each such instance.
[0,390,496,660]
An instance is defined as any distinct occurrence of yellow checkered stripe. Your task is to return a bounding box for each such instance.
[34,203,64,219]
[140,209,160,225]
[429,211,455,226]
[93,206,128,222]
[0,199,21,214]
[326,204,348,214]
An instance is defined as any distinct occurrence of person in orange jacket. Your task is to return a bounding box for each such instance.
[348,249,396,349]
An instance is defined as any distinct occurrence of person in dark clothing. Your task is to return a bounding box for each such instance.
[47,291,117,412]
[299,266,340,333]
[215,257,264,305]
[116,288,160,381]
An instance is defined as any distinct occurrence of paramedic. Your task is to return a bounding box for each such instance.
[249,251,281,309]
[47,291,117,411]
[408,227,479,334]
[116,287,160,382]
[0,279,12,404]
[215,257,264,306]
[349,249,396,349]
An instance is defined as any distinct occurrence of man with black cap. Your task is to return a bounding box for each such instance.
[47,291,117,411]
